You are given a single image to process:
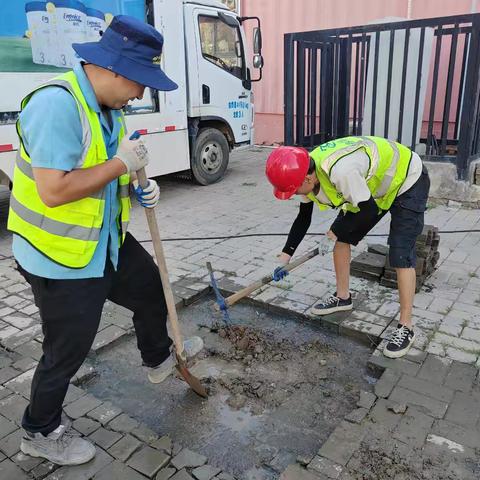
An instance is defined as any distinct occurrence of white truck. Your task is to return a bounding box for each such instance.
[0,0,263,186]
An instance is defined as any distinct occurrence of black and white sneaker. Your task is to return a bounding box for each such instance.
[311,293,353,316]
[383,324,415,358]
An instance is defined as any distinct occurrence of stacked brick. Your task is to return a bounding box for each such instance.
[351,225,440,292]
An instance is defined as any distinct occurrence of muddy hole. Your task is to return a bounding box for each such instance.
[83,298,375,479]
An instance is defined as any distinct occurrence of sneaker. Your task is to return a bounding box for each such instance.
[148,336,204,384]
[383,324,415,358]
[310,293,353,315]
[20,424,96,466]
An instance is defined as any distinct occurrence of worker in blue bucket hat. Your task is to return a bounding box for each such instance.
[8,15,203,466]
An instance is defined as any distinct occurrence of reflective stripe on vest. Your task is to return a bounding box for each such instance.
[7,71,130,268]
[308,136,413,212]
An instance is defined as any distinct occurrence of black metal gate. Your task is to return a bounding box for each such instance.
[284,14,480,180]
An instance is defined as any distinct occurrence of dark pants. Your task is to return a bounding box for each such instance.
[331,165,431,267]
[17,233,172,436]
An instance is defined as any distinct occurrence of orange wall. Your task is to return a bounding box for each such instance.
[242,0,480,144]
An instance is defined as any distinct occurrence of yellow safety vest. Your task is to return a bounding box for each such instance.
[8,71,131,268]
[307,136,413,213]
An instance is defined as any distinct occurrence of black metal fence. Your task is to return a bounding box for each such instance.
[284,14,480,180]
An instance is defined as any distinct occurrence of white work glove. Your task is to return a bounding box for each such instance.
[133,179,160,208]
[115,136,150,173]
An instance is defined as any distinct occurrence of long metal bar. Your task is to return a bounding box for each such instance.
[353,39,360,134]
[309,47,318,148]
[441,24,460,155]
[427,24,443,154]
[398,27,411,143]
[384,29,396,138]
[296,41,306,146]
[358,33,367,134]
[284,33,295,145]
[370,31,380,136]
[454,32,470,139]
[411,27,426,151]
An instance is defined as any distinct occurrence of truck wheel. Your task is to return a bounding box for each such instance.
[191,128,229,185]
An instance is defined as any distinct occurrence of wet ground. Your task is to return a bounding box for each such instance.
[84,298,374,479]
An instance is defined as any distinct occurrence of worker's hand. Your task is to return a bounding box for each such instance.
[115,136,150,173]
[326,230,337,242]
[133,179,160,208]
[272,252,291,281]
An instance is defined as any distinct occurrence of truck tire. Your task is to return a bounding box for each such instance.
[191,128,229,185]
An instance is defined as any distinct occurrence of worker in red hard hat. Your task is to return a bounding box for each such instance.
[266,136,430,359]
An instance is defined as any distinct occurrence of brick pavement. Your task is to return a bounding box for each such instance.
[0,148,480,478]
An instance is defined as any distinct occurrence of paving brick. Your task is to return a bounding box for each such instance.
[389,386,449,418]
[92,326,126,352]
[12,357,37,373]
[156,467,176,480]
[308,455,343,479]
[368,399,403,430]
[171,448,207,469]
[170,470,195,480]
[438,323,462,337]
[87,402,122,426]
[424,434,473,459]
[30,460,56,479]
[0,394,28,424]
[44,446,113,480]
[317,421,365,466]
[280,464,324,480]
[2,324,42,350]
[460,327,480,342]
[344,408,369,424]
[88,428,123,450]
[339,319,383,346]
[127,445,170,478]
[93,460,146,480]
[0,366,21,385]
[72,417,101,436]
[432,419,480,449]
[64,385,86,405]
[107,434,141,462]
[131,424,158,444]
[0,428,22,456]
[397,375,455,403]
[417,354,452,384]
[392,407,434,448]
[444,361,477,392]
[445,347,477,364]
[404,347,428,364]
[11,451,43,473]
[64,394,102,420]
[367,350,420,377]
[374,368,400,398]
[14,341,43,361]
[151,435,172,455]
[445,392,480,427]
[0,458,29,480]
[107,413,139,434]
[4,368,34,397]
[3,315,36,330]
[0,387,11,401]
[191,464,221,480]
[0,414,17,439]
[356,391,376,410]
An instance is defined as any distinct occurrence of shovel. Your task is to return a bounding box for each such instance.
[136,166,208,398]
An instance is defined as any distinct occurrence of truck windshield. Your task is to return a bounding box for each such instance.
[199,15,244,80]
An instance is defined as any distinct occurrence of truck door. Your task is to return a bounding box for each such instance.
[186,5,251,145]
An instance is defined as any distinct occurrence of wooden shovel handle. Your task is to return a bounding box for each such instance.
[223,247,320,308]
[137,168,185,358]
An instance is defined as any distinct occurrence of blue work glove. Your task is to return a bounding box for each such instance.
[272,265,289,282]
[133,179,160,208]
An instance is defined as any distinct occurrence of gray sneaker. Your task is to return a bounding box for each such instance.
[148,336,204,384]
[20,424,96,465]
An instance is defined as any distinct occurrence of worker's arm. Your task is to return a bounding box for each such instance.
[33,160,127,208]
[281,201,314,259]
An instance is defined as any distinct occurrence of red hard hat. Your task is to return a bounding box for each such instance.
[265,146,310,200]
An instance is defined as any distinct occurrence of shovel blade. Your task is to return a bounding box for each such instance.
[175,355,208,398]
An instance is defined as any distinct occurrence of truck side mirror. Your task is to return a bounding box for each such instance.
[253,54,264,69]
[253,27,262,55]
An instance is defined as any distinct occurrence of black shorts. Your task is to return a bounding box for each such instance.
[330,165,430,268]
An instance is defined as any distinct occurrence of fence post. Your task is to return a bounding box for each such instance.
[457,15,480,180]
[284,33,295,146]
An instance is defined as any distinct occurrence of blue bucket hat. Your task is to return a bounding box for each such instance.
[72,15,178,91]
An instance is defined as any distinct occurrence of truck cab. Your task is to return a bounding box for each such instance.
[0,0,263,186]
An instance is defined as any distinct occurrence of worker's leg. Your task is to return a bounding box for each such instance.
[311,205,386,316]
[384,166,430,358]
[334,241,352,299]
[16,264,110,436]
[108,233,173,368]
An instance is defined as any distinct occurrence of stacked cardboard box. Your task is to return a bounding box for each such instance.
[351,225,440,292]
